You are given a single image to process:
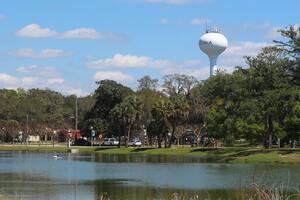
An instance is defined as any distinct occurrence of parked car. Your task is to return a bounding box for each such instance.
[102,138,119,146]
[128,139,142,147]
[72,138,91,146]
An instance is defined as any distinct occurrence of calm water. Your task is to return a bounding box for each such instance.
[0,151,299,200]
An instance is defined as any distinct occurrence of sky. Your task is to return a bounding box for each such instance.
[0,0,299,96]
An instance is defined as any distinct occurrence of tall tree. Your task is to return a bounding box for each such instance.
[274,25,300,86]
[110,95,144,147]
[83,80,133,136]
[137,75,159,91]
[153,95,190,147]
[162,74,198,98]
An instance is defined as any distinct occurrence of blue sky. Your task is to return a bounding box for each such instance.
[0,0,299,96]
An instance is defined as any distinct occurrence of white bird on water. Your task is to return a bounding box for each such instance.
[53,154,63,159]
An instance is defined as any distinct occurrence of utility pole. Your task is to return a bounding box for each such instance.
[75,96,78,130]
[26,114,29,145]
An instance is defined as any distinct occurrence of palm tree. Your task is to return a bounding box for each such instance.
[111,95,144,147]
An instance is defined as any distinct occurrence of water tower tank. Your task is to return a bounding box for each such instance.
[199,29,228,76]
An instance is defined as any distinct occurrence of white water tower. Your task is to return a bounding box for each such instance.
[199,27,228,77]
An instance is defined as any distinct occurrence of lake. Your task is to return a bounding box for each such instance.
[0,151,299,200]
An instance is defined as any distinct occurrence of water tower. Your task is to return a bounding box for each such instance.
[199,27,228,77]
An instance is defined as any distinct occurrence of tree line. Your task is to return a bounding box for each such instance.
[0,26,299,148]
[0,88,94,143]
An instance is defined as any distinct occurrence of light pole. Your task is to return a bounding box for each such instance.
[26,114,29,146]
[1,127,4,143]
[53,130,57,148]
[75,96,78,131]
[67,129,71,148]
[90,126,95,146]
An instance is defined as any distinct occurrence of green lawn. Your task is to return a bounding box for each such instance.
[90,146,300,164]
[1,145,300,164]
[0,145,68,153]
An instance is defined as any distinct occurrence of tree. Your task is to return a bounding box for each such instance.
[0,120,7,143]
[110,95,144,147]
[90,80,133,119]
[152,95,190,147]
[6,120,20,143]
[136,89,162,131]
[187,84,209,145]
[162,74,198,98]
[146,117,168,148]
[81,118,106,139]
[152,98,173,148]
[244,47,293,148]
[284,102,300,147]
[82,80,133,136]
[274,25,300,86]
[137,75,159,91]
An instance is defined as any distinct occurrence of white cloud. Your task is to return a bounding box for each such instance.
[21,77,37,85]
[66,88,86,96]
[0,73,18,86]
[264,24,300,40]
[15,24,57,38]
[158,42,267,79]
[161,67,209,80]
[86,54,173,69]
[93,71,133,82]
[60,28,123,40]
[87,54,204,80]
[177,41,269,76]
[47,78,65,85]
[240,21,294,40]
[16,65,38,73]
[220,41,268,68]
[15,24,123,41]
[265,26,281,40]
[61,28,102,39]
[144,0,209,5]
[158,59,206,79]
[9,48,71,59]
[224,41,268,57]
[190,18,206,25]
[16,65,60,78]
[0,71,89,96]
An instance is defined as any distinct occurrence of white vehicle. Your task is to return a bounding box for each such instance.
[102,138,119,146]
[128,139,142,147]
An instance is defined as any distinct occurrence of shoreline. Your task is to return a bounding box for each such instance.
[0,145,300,164]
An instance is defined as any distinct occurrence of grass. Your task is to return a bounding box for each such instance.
[1,144,300,164]
[0,195,19,200]
[0,199,18,200]
[98,186,300,200]
[0,145,68,153]
[91,146,300,164]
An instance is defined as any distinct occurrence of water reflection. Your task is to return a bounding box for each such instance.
[0,151,299,200]
[70,153,218,163]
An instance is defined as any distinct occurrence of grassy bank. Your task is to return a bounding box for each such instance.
[1,145,300,164]
[90,146,300,164]
[0,145,68,153]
